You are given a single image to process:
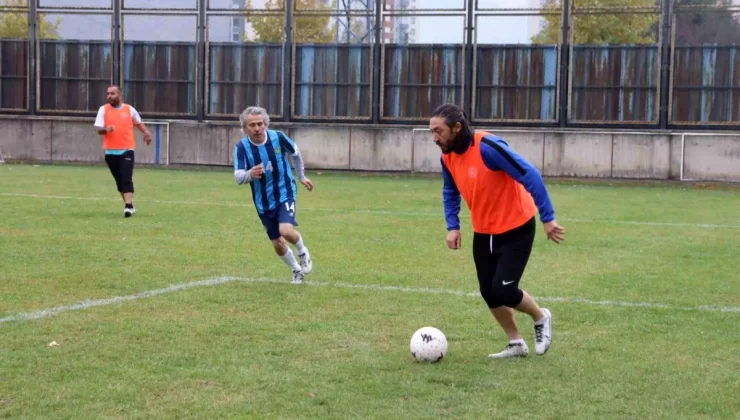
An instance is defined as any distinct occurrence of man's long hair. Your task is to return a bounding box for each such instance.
[431,104,474,154]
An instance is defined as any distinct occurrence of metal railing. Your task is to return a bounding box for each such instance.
[0,0,738,129]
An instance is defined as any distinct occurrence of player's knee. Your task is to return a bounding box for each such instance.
[481,293,501,308]
[484,287,523,308]
[271,238,286,254]
[498,287,524,308]
[119,180,134,193]
[278,223,295,238]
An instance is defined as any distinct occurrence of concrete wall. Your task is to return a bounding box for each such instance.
[1,116,739,182]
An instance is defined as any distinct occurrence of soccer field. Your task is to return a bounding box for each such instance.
[1,164,739,419]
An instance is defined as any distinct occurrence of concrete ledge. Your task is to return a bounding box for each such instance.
[289,127,351,170]
[681,134,740,181]
[544,132,613,178]
[0,120,52,162]
[612,134,670,179]
[1,116,739,182]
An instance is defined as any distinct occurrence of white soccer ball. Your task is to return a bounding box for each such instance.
[410,327,448,363]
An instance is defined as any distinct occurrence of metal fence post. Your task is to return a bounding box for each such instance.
[659,0,672,129]
[464,0,475,119]
[28,0,37,114]
[558,0,570,127]
[197,0,206,122]
[113,0,121,87]
[371,0,382,124]
[283,0,293,122]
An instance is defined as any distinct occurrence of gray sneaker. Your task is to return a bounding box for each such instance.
[299,251,312,274]
[291,270,304,285]
[534,308,552,355]
[488,342,529,359]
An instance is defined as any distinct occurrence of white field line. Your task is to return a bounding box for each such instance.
[1,276,738,326]
[2,192,739,229]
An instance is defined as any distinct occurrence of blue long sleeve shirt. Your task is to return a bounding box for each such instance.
[442,134,556,231]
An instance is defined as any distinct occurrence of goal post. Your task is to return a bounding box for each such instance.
[144,121,170,166]
[676,131,740,182]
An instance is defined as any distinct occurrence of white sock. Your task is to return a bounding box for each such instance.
[295,235,308,255]
[535,311,548,325]
[510,339,526,346]
[279,248,301,272]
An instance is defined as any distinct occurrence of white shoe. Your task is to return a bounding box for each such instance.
[123,207,135,218]
[534,308,552,355]
[299,251,312,274]
[291,270,304,285]
[488,342,529,359]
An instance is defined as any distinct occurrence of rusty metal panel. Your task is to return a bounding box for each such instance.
[475,45,558,122]
[570,45,659,123]
[382,44,464,120]
[39,40,112,112]
[38,0,111,9]
[122,41,196,115]
[293,44,372,119]
[671,46,740,125]
[208,43,283,117]
[0,40,28,110]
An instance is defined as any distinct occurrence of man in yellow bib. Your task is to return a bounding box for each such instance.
[94,86,152,217]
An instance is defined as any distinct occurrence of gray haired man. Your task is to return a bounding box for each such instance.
[233,106,315,284]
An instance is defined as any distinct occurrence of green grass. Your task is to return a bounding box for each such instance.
[1,163,739,419]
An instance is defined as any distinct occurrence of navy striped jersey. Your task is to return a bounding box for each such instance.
[234,130,299,215]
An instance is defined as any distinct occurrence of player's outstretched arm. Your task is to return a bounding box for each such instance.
[289,145,314,191]
[441,160,462,249]
[128,106,152,145]
[276,131,313,191]
[479,136,565,243]
[135,122,152,145]
[93,106,109,136]
[543,220,565,244]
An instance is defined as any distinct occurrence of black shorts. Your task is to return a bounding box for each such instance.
[472,217,536,309]
[104,150,135,194]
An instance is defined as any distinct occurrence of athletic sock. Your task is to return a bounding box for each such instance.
[280,248,301,272]
[295,234,307,255]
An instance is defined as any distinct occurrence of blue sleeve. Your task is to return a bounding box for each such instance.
[277,131,297,155]
[441,158,462,231]
[479,136,555,223]
[234,143,248,171]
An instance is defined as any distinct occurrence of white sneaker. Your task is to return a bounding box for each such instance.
[488,342,529,359]
[123,207,135,218]
[291,270,304,285]
[298,251,312,274]
[534,308,552,355]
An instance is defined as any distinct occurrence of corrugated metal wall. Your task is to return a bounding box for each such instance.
[2,39,739,124]
[209,43,283,117]
[475,45,558,122]
[673,45,740,124]
[1,1,739,127]
[122,42,196,115]
[0,40,27,111]
[571,45,660,123]
[383,45,464,120]
[39,40,112,113]
[3,40,737,124]
[294,44,372,119]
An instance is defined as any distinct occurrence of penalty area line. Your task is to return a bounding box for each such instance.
[1,276,738,327]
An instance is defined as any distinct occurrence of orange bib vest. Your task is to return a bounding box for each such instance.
[441,131,537,235]
[102,104,135,151]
